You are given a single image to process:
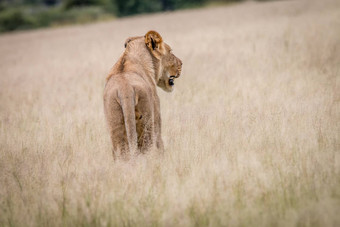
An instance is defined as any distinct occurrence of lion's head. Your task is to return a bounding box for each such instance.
[124,31,182,92]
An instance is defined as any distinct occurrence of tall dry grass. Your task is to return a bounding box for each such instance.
[0,0,339,226]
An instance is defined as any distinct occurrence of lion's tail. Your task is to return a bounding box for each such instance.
[119,89,138,154]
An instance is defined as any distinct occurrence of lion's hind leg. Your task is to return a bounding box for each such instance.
[135,102,155,154]
[104,101,129,159]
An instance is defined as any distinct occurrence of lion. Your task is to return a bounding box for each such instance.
[103,30,182,158]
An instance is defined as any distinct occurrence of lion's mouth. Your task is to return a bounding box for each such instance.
[169,76,176,86]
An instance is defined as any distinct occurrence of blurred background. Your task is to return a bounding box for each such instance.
[0,0,271,33]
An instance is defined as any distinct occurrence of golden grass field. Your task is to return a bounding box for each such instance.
[0,0,340,226]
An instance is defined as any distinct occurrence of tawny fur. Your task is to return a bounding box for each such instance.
[103,31,182,158]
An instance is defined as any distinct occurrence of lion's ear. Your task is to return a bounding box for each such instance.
[145,31,163,54]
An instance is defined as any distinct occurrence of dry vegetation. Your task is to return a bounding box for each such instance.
[0,0,340,226]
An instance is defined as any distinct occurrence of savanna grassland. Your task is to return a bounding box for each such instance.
[0,0,339,226]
